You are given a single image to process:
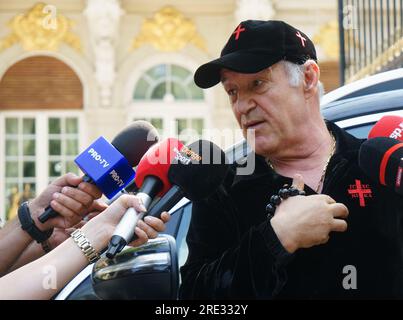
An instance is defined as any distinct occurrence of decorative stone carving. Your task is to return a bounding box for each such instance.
[0,2,81,52]
[84,0,123,107]
[132,6,206,52]
[313,21,340,60]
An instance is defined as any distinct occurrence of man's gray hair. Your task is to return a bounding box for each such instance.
[280,60,324,97]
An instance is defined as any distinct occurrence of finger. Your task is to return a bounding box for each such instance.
[60,186,93,209]
[314,194,336,204]
[137,219,159,239]
[128,227,148,247]
[77,182,102,200]
[49,200,80,227]
[160,212,171,223]
[144,216,166,233]
[88,199,108,213]
[54,172,82,188]
[53,192,88,217]
[291,173,305,191]
[118,195,147,213]
[331,219,348,232]
[330,202,349,219]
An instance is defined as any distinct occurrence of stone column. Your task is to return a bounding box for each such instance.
[84,0,123,108]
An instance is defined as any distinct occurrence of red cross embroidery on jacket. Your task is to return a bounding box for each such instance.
[348,179,372,207]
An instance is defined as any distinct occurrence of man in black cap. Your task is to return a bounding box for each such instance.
[180,20,403,299]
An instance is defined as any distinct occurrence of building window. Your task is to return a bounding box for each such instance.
[176,118,204,144]
[4,117,36,221]
[133,64,204,101]
[133,117,164,136]
[1,114,81,222]
[48,117,79,183]
[131,63,208,144]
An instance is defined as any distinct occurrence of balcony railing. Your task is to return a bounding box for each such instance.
[338,0,403,84]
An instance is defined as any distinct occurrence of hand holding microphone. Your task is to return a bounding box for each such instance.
[38,121,159,223]
[23,173,106,235]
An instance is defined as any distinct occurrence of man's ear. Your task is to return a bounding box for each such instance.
[303,61,320,99]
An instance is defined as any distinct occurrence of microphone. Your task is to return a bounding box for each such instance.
[146,140,230,222]
[368,115,403,141]
[74,136,135,199]
[105,138,184,258]
[38,120,159,223]
[359,137,403,195]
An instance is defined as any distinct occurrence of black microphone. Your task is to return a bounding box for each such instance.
[146,139,230,219]
[110,120,159,167]
[39,120,159,223]
[359,137,403,195]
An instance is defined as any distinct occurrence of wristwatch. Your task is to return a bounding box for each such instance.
[18,201,53,243]
[70,229,100,263]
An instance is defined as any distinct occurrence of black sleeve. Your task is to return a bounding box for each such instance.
[179,190,293,299]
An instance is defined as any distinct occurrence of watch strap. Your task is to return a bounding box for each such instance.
[70,229,99,263]
[18,201,53,243]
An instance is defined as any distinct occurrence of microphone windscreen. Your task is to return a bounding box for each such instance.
[111,120,159,167]
[168,139,230,201]
[135,138,184,196]
[368,115,403,141]
[359,137,403,186]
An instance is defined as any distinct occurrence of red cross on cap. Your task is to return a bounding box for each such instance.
[233,24,246,40]
[296,31,306,47]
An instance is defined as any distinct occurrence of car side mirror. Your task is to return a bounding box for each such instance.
[91,234,178,300]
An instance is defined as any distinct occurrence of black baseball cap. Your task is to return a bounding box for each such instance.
[194,20,317,88]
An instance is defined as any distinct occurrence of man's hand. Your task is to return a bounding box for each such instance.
[270,174,349,253]
[28,173,104,231]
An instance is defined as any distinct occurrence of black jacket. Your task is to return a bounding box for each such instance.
[180,122,403,299]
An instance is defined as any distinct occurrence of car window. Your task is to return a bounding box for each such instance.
[164,205,185,237]
[176,203,192,268]
[344,123,375,139]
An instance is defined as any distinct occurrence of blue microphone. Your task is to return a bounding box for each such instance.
[38,120,159,223]
[38,137,135,223]
[74,136,135,199]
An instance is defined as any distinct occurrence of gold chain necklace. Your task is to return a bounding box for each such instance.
[266,132,337,193]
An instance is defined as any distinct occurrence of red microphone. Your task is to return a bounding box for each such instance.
[134,137,184,197]
[368,115,403,141]
[106,138,184,258]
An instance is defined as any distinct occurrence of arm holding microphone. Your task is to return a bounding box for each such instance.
[0,173,103,276]
[0,194,169,300]
[0,171,169,276]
